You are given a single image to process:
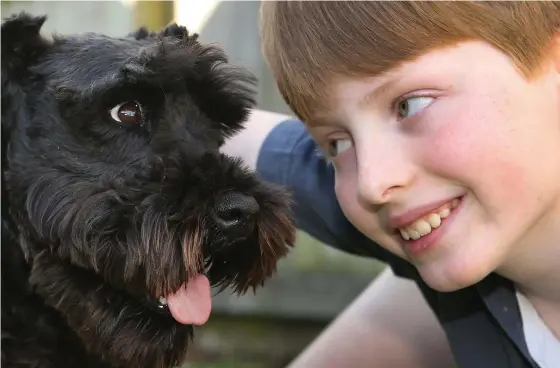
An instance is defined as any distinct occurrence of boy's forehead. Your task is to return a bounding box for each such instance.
[307,78,396,126]
[307,77,404,127]
[308,41,498,125]
[307,56,423,124]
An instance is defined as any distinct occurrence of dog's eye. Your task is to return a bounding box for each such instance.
[109,101,143,124]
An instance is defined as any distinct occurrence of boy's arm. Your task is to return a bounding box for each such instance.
[223,109,456,367]
[288,267,457,368]
[221,109,292,170]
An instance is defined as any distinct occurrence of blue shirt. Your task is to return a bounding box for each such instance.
[256,119,542,368]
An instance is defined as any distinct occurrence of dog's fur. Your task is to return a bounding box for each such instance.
[1,13,296,368]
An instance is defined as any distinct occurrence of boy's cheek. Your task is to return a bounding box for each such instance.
[334,167,368,231]
[334,170,406,258]
[419,110,529,209]
[333,165,357,214]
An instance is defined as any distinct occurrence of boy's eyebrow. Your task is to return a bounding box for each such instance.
[306,73,404,127]
[358,74,404,109]
[305,111,339,128]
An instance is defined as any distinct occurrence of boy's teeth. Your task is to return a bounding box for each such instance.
[399,229,410,241]
[427,213,441,228]
[398,199,460,241]
[415,220,432,237]
[409,230,421,240]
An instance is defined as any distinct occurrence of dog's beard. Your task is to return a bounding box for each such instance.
[29,250,193,368]
[18,153,294,368]
[25,206,196,368]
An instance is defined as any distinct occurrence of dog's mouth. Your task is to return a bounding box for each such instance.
[153,274,212,325]
[137,274,212,326]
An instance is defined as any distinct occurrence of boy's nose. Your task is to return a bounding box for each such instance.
[355,144,414,206]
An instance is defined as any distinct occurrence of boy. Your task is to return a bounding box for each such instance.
[223,2,560,367]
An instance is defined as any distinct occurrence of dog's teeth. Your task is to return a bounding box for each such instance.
[158,297,167,306]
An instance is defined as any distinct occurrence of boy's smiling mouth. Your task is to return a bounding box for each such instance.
[398,198,461,241]
[389,196,464,242]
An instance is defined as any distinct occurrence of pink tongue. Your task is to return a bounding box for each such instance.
[166,274,212,325]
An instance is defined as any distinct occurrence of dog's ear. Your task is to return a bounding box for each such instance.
[1,11,49,143]
[129,26,152,40]
[157,23,194,41]
[1,12,49,81]
[1,12,50,224]
[1,12,50,128]
[129,23,193,41]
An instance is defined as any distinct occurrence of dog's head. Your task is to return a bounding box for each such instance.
[1,13,295,368]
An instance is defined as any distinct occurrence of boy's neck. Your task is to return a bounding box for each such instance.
[519,289,560,341]
[499,198,560,337]
[501,200,560,302]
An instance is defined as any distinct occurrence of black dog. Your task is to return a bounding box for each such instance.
[1,12,296,368]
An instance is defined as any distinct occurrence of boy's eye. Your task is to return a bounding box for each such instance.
[397,96,434,119]
[327,138,352,158]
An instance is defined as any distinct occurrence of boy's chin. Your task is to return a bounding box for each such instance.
[415,260,494,293]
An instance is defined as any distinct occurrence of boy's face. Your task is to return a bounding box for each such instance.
[308,40,560,291]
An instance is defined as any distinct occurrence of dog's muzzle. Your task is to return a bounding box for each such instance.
[155,193,263,326]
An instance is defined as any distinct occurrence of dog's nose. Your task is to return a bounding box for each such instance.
[212,192,259,234]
